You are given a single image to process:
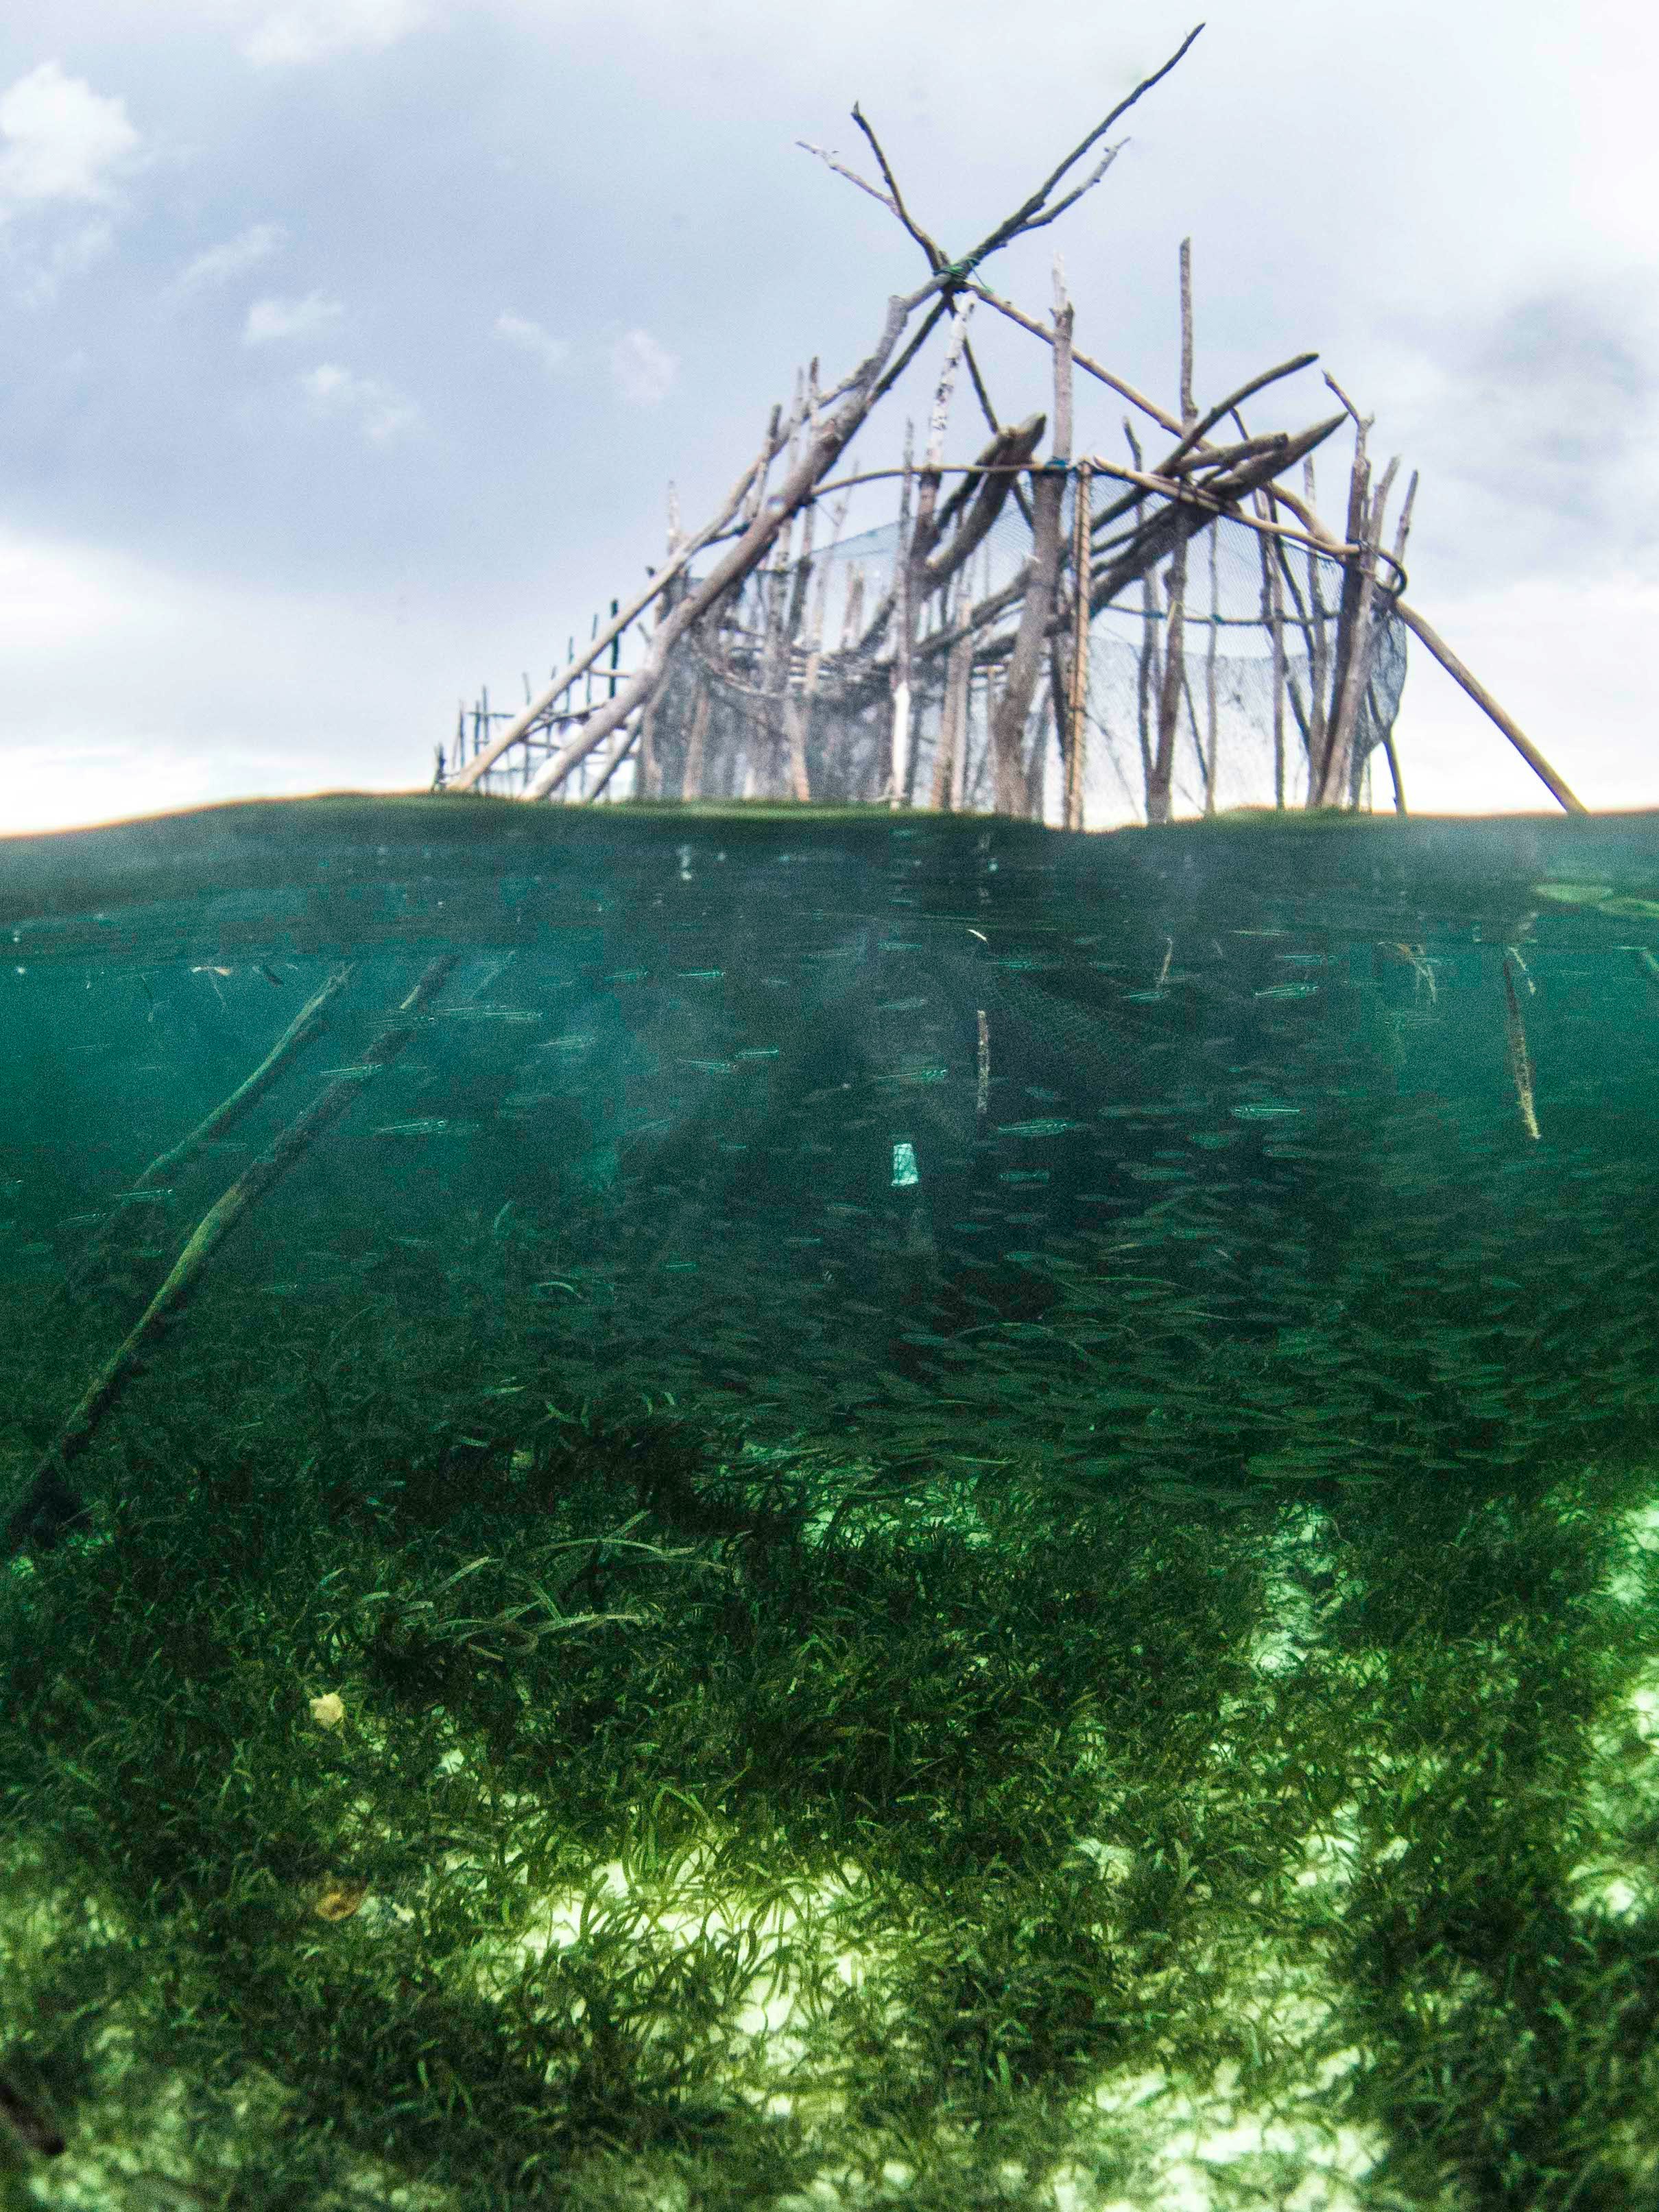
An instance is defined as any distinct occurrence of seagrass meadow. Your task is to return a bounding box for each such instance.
[4,793,1659,2209]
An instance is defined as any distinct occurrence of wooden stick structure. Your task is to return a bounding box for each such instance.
[3,955,460,1559]
[436,32,1587,827]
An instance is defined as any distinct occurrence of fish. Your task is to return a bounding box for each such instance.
[371,1118,449,1136]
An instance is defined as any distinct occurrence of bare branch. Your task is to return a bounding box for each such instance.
[1322,370,1373,431]
[1391,468,1420,567]
[1009,141,1125,237]
[921,413,1047,591]
[968,280,1182,433]
[968,25,1205,266]
[796,139,895,214]
[1159,353,1319,474]
[851,101,947,269]
[962,337,1002,438]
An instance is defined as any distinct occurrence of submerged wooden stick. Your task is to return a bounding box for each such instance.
[1501,952,1541,1141]
[3,954,460,1559]
[56,962,357,1306]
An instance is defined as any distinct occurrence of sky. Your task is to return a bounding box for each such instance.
[1,0,1656,834]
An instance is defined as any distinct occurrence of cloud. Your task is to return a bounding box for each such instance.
[300,361,419,442]
[610,327,677,407]
[174,221,288,293]
[0,62,139,212]
[245,291,344,344]
[14,217,116,308]
[241,0,429,68]
[1375,277,1659,581]
[494,311,571,372]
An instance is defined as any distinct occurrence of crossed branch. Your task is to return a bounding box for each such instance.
[800,23,1205,291]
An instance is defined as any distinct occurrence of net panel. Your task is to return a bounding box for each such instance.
[485,481,1407,824]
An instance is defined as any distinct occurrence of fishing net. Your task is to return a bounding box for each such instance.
[490,485,1407,824]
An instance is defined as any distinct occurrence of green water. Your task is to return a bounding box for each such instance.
[2,795,1658,2209]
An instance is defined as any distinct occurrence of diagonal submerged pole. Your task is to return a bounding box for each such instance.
[3,954,460,1559]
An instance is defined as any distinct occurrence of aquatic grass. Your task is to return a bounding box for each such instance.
[5,1264,1659,2203]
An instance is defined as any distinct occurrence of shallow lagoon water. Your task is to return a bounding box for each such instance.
[2,794,1659,2209]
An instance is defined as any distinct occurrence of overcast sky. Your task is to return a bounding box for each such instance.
[1,0,1654,833]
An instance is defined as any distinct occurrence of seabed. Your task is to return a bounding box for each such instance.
[4,1411,1659,2211]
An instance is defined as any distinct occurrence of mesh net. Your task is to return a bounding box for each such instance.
[477,479,1407,824]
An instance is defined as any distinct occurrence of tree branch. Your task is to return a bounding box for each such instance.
[966,25,1205,269]
[851,101,947,269]
[796,139,895,215]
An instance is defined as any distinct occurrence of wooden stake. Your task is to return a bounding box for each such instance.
[1300,459,1330,804]
[991,454,1065,816]
[1051,254,1075,466]
[1204,522,1219,813]
[1065,459,1092,828]
[788,488,849,801]
[1149,550,1188,824]
[678,675,711,800]
[890,416,916,808]
[1252,488,1289,807]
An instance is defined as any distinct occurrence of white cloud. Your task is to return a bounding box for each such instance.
[14,217,115,308]
[0,62,139,212]
[245,291,344,344]
[494,311,571,372]
[174,221,288,293]
[242,0,429,68]
[610,326,677,407]
[300,361,419,442]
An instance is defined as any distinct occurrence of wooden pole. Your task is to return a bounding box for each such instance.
[890,417,916,808]
[1204,522,1219,814]
[1332,454,1398,805]
[1396,603,1586,813]
[1149,551,1186,822]
[3,954,461,1559]
[56,963,356,1307]
[930,570,974,810]
[1301,460,1330,804]
[787,489,849,801]
[1065,459,1092,829]
[1252,488,1288,807]
[1375,466,1417,815]
[990,440,1066,811]
[680,678,712,800]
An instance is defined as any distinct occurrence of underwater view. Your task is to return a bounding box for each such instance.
[4,793,1659,2210]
